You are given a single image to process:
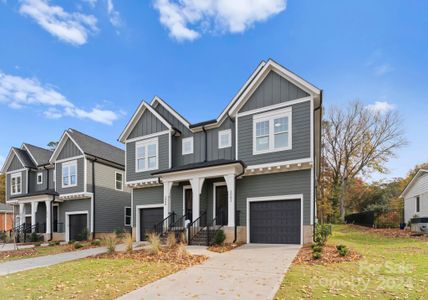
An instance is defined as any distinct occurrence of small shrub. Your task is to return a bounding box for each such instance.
[114,228,125,240]
[166,232,177,249]
[49,241,60,246]
[312,252,322,260]
[34,242,42,247]
[74,242,83,249]
[311,244,322,252]
[124,233,133,252]
[91,239,101,246]
[30,232,42,243]
[147,233,161,255]
[212,230,225,245]
[314,224,331,246]
[336,244,348,256]
[0,232,7,242]
[79,228,89,241]
[102,234,118,254]
[176,242,188,258]
[68,240,75,245]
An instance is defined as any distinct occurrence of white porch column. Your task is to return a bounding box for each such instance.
[190,177,205,222]
[224,174,235,227]
[163,181,173,220]
[45,200,52,235]
[19,203,25,226]
[31,201,39,232]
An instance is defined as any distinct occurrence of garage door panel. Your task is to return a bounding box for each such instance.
[140,207,164,241]
[250,199,300,244]
[69,214,87,241]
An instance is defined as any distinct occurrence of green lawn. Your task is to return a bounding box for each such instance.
[276,225,428,299]
[0,258,180,299]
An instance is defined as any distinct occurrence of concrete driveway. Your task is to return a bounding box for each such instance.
[118,244,300,300]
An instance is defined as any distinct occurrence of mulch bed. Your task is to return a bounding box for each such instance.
[348,225,428,240]
[95,246,207,268]
[208,242,244,253]
[293,244,362,266]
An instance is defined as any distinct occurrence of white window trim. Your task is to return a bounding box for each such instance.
[252,107,292,155]
[36,172,43,185]
[53,169,56,183]
[65,211,89,242]
[10,172,22,196]
[218,129,232,149]
[135,137,159,173]
[62,160,78,188]
[124,206,131,226]
[136,204,164,242]
[115,171,124,191]
[182,137,194,155]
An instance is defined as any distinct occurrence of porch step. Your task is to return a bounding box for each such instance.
[189,229,218,246]
[159,228,186,244]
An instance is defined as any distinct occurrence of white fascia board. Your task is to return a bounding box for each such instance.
[151,96,191,129]
[49,131,84,163]
[157,163,244,182]
[21,144,39,166]
[400,169,428,198]
[1,148,22,173]
[119,101,172,143]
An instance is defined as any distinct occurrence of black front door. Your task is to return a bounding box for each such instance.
[53,206,58,232]
[139,208,164,241]
[215,185,228,226]
[68,214,87,241]
[25,216,31,228]
[185,188,193,221]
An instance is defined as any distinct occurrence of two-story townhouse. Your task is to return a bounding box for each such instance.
[119,59,322,245]
[1,129,131,242]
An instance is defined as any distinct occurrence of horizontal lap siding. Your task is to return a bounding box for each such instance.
[237,170,311,225]
[126,133,169,181]
[29,169,49,192]
[59,199,91,229]
[238,101,311,165]
[132,186,163,227]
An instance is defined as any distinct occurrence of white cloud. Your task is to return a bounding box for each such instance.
[19,0,98,46]
[0,71,119,125]
[153,0,286,41]
[82,0,97,7]
[367,101,395,113]
[107,0,121,27]
[374,63,394,76]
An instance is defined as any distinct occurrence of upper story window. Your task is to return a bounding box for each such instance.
[115,172,123,191]
[62,160,77,188]
[218,129,232,149]
[37,172,43,185]
[416,196,420,213]
[182,137,194,155]
[253,107,292,155]
[136,138,158,172]
[11,173,22,195]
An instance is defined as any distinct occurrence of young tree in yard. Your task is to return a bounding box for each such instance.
[322,101,407,221]
[0,174,5,203]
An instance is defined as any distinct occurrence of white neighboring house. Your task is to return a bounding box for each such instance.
[401,169,428,224]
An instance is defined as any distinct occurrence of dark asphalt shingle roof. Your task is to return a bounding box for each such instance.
[23,143,53,166]
[0,203,13,212]
[151,159,245,175]
[67,129,125,166]
[13,148,36,169]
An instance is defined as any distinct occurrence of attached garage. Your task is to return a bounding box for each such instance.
[248,196,302,244]
[137,206,164,241]
[66,212,88,241]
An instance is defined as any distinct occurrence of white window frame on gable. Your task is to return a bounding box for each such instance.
[182,137,194,155]
[252,107,292,155]
[62,160,77,188]
[11,172,22,195]
[124,207,131,226]
[36,172,43,185]
[115,172,123,191]
[136,138,158,172]
[218,129,232,149]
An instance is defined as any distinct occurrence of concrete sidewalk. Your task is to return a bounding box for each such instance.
[117,244,300,300]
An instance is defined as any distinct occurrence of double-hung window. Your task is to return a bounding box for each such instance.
[37,172,43,185]
[218,129,232,149]
[253,107,292,155]
[182,137,194,155]
[136,138,158,172]
[115,172,123,191]
[124,207,131,226]
[62,160,77,188]
[11,173,22,195]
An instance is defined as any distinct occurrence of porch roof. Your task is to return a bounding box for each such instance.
[151,159,246,176]
[10,189,59,199]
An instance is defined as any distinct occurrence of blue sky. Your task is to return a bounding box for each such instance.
[0,0,427,180]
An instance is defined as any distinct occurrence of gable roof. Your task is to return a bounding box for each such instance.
[401,169,428,198]
[118,101,173,143]
[22,143,53,166]
[51,129,125,166]
[1,147,35,173]
[151,96,191,129]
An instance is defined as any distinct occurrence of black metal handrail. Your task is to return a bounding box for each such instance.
[187,211,207,244]
[207,214,224,246]
[169,214,187,231]
[153,212,176,236]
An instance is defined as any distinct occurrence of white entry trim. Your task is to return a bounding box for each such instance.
[135,204,164,242]
[182,185,191,221]
[65,210,89,242]
[246,194,303,245]
[213,182,227,221]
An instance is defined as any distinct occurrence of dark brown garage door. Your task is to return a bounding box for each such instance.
[249,200,301,244]
[69,214,88,241]
[140,207,164,241]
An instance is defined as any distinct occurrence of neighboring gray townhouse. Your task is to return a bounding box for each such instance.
[119,59,322,245]
[1,129,131,242]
